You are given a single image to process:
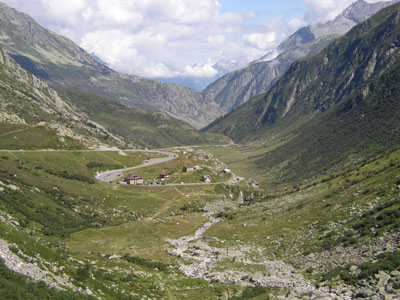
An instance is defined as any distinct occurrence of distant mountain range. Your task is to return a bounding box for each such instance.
[156,60,241,92]
[205,1,400,181]
[0,47,229,149]
[0,0,397,129]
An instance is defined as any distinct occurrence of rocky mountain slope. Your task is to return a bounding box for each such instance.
[203,0,399,113]
[0,48,127,149]
[0,46,228,149]
[0,1,396,128]
[55,87,231,148]
[205,1,400,181]
[0,2,223,128]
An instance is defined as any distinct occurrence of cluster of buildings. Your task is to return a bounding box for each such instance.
[124,172,170,185]
[123,165,216,185]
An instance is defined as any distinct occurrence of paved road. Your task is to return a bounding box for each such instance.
[0,148,178,184]
[96,149,243,186]
[95,150,178,183]
[1,148,241,186]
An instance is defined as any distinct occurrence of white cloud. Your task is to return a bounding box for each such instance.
[301,0,355,22]
[207,35,227,48]
[243,32,276,50]
[3,0,381,79]
[4,0,258,78]
[299,0,395,25]
[184,63,218,78]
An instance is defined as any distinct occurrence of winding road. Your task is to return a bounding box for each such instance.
[0,148,240,186]
[95,149,242,186]
[95,149,178,183]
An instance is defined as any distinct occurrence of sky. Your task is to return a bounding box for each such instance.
[2,0,392,79]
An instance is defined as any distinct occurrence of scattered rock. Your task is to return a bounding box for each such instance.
[10,220,19,227]
[203,236,219,243]
[356,288,374,298]
[0,239,77,291]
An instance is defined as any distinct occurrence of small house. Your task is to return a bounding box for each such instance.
[223,169,231,174]
[193,165,203,170]
[159,173,171,180]
[125,173,143,185]
[201,175,212,183]
[183,166,194,172]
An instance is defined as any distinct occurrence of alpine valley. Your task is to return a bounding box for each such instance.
[0,1,400,300]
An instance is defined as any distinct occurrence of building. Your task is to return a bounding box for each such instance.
[223,169,231,174]
[159,173,171,180]
[125,173,143,185]
[183,166,194,172]
[193,165,203,170]
[201,175,212,183]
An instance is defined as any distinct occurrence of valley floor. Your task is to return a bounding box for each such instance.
[0,144,399,299]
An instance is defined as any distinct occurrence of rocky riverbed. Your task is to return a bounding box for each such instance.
[165,201,357,299]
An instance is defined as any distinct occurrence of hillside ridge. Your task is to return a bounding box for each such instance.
[0,2,223,128]
[202,0,399,113]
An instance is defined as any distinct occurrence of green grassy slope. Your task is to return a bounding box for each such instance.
[206,144,400,293]
[0,48,125,149]
[0,149,248,299]
[205,2,400,182]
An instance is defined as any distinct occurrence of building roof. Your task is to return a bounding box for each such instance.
[125,173,143,180]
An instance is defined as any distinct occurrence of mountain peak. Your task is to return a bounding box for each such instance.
[339,0,399,23]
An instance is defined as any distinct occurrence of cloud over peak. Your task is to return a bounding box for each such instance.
[3,0,383,79]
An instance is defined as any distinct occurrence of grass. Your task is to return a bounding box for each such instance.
[1,133,399,297]
[67,213,208,264]
[0,123,28,135]
[0,150,166,237]
[0,258,92,300]
[0,124,84,150]
[205,147,400,280]
[0,148,246,299]
[205,2,400,185]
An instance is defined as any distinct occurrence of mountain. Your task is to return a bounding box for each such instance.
[205,1,400,181]
[203,0,399,113]
[0,46,229,149]
[0,2,223,128]
[156,60,241,92]
[55,86,231,148]
[0,1,395,128]
[0,48,128,150]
